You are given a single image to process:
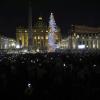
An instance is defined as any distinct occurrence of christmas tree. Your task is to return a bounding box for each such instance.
[48,13,57,52]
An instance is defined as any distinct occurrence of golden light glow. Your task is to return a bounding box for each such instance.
[16,17,61,49]
[46,36,48,39]
[38,36,40,39]
[25,30,27,33]
[93,40,95,48]
[74,33,76,36]
[39,17,42,20]
[34,36,36,39]
[76,35,79,38]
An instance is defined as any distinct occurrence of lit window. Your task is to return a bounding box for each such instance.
[46,36,48,39]
[93,41,95,48]
[46,30,48,32]
[74,33,76,36]
[76,35,79,38]
[25,30,27,33]
[39,17,42,20]
[38,36,40,39]
[34,37,36,39]
[93,44,95,48]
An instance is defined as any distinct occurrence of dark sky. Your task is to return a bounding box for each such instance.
[0,0,100,38]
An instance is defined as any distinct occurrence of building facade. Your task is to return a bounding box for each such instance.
[0,35,16,49]
[67,25,100,49]
[58,38,70,49]
[16,17,61,51]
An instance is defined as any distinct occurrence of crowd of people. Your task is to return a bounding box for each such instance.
[0,50,100,99]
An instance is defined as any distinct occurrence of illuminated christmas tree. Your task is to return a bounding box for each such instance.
[48,13,57,52]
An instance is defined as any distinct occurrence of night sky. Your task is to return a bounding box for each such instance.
[0,0,100,38]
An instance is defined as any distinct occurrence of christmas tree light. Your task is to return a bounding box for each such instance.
[48,13,57,52]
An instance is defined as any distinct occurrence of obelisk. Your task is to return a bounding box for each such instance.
[28,1,33,50]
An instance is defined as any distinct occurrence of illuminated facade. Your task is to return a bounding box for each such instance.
[16,17,61,51]
[0,35,16,49]
[16,27,28,48]
[68,25,100,49]
[58,38,70,49]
